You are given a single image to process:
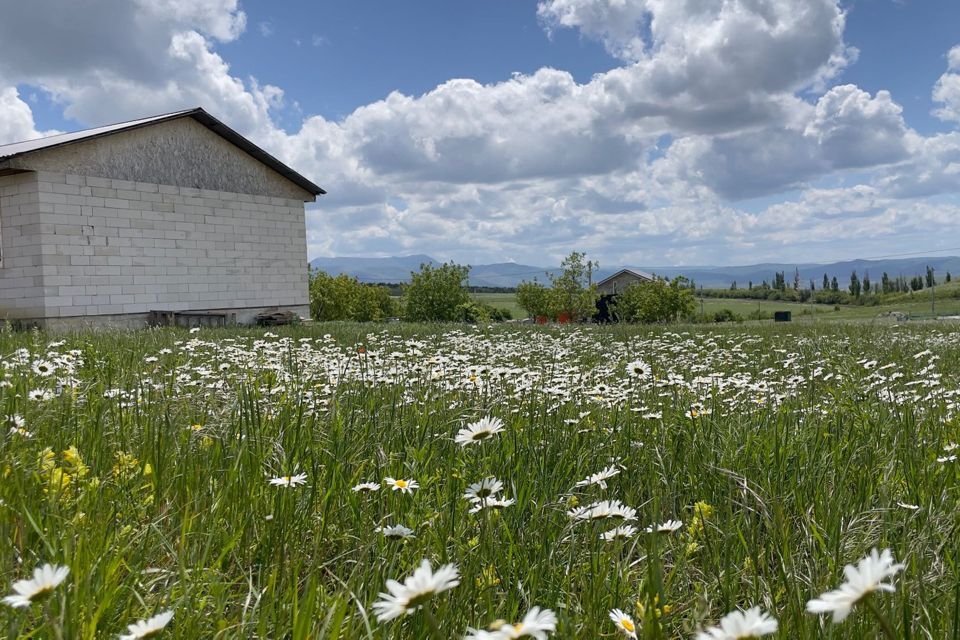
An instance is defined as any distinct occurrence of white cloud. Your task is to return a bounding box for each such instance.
[933,45,960,124]
[2,0,959,266]
[0,86,57,144]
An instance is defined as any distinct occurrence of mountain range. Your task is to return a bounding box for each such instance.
[309,255,960,289]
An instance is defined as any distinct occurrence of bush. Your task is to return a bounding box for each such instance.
[612,277,696,324]
[403,262,471,322]
[309,270,397,321]
[712,308,742,323]
[455,301,513,324]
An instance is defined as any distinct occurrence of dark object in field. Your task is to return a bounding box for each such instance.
[149,309,235,328]
[774,311,792,322]
[255,309,299,326]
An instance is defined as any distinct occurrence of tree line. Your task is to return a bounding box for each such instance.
[712,266,953,305]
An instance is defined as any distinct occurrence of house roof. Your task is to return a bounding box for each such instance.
[596,268,655,287]
[0,107,325,196]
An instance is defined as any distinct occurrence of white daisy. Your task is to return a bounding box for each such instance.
[609,608,638,638]
[806,548,905,622]
[601,525,638,541]
[696,607,778,639]
[575,465,620,490]
[378,524,416,540]
[626,360,652,378]
[268,473,308,487]
[495,606,557,639]
[372,559,460,622]
[469,497,516,514]
[385,477,419,493]
[352,482,381,493]
[464,477,504,502]
[2,563,70,608]
[119,610,174,639]
[32,360,55,377]
[645,519,683,533]
[568,500,637,522]
[455,416,505,446]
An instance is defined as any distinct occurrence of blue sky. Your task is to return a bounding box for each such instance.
[2,0,960,267]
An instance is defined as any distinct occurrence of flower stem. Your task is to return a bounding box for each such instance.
[863,596,898,640]
[423,607,444,640]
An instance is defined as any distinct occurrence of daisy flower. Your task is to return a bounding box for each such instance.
[119,610,174,639]
[455,416,505,446]
[696,607,778,639]
[645,519,683,533]
[469,497,516,514]
[464,477,504,502]
[378,525,416,540]
[495,606,557,639]
[385,477,419,493]
[609,608,638,638]
[806,548,905,622]
[626,360,652,378]
[575,465,620,490]
[32,360,55,377]
[372,559,460,622]
[601,525,638,541]
[568,500,637,522]
[352,482,381,493]
[3,563,70,608]
[268,473,308,487]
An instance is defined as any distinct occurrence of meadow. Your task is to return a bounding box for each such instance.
[0,322,957,638]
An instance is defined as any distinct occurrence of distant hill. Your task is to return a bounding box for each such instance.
[309,255,960,289]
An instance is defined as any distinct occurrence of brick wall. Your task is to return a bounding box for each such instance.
[0,171,309,320]
[0,173,47,318]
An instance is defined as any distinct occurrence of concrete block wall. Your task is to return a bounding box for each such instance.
[0,173,47,318]
[0,170,309,321]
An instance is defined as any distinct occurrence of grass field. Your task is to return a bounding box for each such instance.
[0,323,958,638]
[475,282,960,322]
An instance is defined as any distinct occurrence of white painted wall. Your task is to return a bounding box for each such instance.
[0,170,309,323]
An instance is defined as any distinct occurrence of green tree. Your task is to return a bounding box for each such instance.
[546,252,600,321]
[403,262,471,322]
[612,276,695,324]
[516,280,552,319]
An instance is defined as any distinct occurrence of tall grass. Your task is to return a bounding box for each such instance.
[0,322,957,638]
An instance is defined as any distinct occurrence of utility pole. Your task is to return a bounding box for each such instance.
[932,267,936,317]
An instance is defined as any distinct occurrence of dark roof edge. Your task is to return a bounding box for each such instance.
[2,108,325,198]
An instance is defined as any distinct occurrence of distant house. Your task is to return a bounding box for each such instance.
[595,268,654,295]
[0,108,324,328]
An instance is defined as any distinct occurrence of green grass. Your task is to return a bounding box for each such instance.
[471,292,525,318]
[0,322,958,638]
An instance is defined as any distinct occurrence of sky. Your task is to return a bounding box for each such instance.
[2,0,960,267]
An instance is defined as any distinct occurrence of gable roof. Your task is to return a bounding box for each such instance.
[596,268,655,287]
[0,108,325,196]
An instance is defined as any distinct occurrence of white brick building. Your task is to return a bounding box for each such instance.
[0,108,323,328]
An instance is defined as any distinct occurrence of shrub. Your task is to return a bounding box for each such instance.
[403,262,471,322]
[309,269,397,321]
[612,277,696,324]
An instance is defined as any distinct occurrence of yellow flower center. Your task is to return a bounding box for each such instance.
[395,479,408,489]
[471,430,492,440]
[621,618,635,632]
